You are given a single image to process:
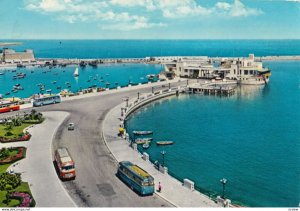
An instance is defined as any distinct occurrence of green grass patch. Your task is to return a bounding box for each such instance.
[0,123,32,139]
[0,190,20,207]
[0,164,11,174]
[14,182,32,194]
[0,182,33,207]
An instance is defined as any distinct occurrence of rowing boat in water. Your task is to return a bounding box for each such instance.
[133,131,153,135]
[135,138,153,144]
[142,143,150,149]
[156,141,174,146]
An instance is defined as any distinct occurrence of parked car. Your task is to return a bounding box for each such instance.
[68,123,75,130]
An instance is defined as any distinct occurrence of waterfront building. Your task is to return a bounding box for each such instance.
[217,54,271,85]
[1,48,35,64]
[162,54,271,85]
[162,56,213,79]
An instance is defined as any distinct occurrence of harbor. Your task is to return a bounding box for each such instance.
[0,42,299,208]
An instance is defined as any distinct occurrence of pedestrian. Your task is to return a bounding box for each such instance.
[158,182,162,192]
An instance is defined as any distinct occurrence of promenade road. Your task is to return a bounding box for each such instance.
[1,80,203,207]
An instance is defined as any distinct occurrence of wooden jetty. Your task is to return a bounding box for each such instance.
[188,84,236,97]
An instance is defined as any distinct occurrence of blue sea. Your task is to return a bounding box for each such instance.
[2,39,300,58]
[1,40,299,207]
[125,60,300,207]
[0,64,161,98]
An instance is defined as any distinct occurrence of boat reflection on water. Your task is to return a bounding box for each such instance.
[235,85,266,100]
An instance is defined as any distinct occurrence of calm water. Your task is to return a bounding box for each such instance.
[2,39,300,58]
[125,60,300,207]
[0,64,161,98]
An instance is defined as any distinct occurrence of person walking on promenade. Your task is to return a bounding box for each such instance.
[158,182,162,192]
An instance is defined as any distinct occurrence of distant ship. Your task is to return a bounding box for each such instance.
[74,67,79,77]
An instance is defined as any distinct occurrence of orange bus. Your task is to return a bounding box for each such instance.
[54,147,76,180]
[0,104,20,113]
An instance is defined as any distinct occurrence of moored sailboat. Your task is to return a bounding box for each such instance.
[74,67,79,77]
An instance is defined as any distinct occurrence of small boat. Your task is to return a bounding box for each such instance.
[12,90,18,93]
[74,67,79,77]
[133,131,153,135]
[135,138,153,144]
[14,86,24,90]
[142,143,150,149]
[57,86,61,90]
[5,92,10,95]
[0,72,4,75]
[156,141,174,146]
[46,89,52,93]
[52,81,57,84]
[87,80,91,82]
[15,84,20,87]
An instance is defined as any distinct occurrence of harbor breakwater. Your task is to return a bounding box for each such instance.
[1,55,300,68]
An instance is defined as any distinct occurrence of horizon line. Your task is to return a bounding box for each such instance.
[1,38,300,41]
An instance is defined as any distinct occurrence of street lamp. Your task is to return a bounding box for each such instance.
[122,97,129,107]
[161,151,166,167]
[220,178,227,199]
[152,87,154,93]
[137,92,140,100]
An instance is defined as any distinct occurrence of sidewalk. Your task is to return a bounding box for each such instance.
[102,98,220,207]
[3,112,76,207]
[20,78,185,110]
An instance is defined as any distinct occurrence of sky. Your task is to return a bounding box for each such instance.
[0,0,299,39]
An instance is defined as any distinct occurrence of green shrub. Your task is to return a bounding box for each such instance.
[0,173,21,191]
[0,148,9,159]
[4,131,13,137]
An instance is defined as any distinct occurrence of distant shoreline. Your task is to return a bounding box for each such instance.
[1,55,300,69]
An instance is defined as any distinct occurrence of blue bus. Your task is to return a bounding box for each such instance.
[33,95,61,107]
[117,161,155,196]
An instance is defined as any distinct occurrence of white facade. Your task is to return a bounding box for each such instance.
[163,56,213,78]
[220,54,271,85]
[3,48,35,63]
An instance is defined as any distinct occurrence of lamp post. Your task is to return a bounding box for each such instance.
[161,150,166,167]
[220,178,227,199]
[122,97,129,107]
[137,92,140,100]
[152,87,154,94]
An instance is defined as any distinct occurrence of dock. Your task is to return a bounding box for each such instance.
[188,83,236,97]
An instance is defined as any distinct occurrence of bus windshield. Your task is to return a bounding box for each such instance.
[62,165,74,170]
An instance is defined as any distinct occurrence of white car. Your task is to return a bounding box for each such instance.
[68,123,75,130]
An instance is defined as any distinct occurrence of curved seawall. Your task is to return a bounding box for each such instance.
[102,86,221,207]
